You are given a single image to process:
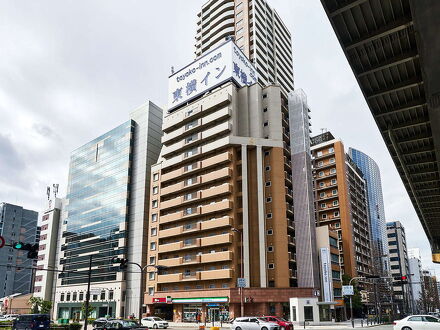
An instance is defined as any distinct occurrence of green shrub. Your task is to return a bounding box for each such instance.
[69,323,82,330]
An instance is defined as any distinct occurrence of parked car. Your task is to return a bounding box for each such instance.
[3,314,19,322]
[12,314,50,330]
[231,317,279,330]
[141,317,168,329]
[93,317,116,328]
[260,316,293,330]
[99,320,148,330]
[393,315,440,330]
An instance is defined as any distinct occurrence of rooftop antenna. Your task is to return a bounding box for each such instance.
[53,184,59,198]
[171,66,175,74]
[320,128,327,134]
[46,186,51,200]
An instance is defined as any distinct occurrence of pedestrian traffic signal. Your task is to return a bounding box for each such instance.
[12,242,39,259]
[111,256,129,270]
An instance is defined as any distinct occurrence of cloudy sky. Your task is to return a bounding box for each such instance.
[1,0,438,274]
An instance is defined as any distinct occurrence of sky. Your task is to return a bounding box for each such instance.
[1,0,439,275]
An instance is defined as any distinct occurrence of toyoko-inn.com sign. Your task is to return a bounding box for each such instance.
[168,40,258,112]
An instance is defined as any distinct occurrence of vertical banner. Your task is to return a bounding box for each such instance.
[320,247,334,302]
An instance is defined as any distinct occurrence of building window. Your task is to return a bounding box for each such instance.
[266,213,272,219]
[267,246,274,252]
[73,292,77,301]
[149,256,156,265]
[334,222,340,228]
[153,173,159,181]
[267,229,273,235]
[321,203,326,209]
[100,291,106,300]
[151,227,157,236]
[266,197,272,203]
[329,147,334,153]
[263,121,269,127]
[317,151,323,157]
[319,171,324,177]
[109,290,113,300]
[152,186,159,195]
[265,166,271,171]
[332,189,338,195]
[330,168,336,174]
[208,284,216,289]
[79,292,83,301]
[331,179,337,185]
[322,214,327,219]
[318,161,324,167]
[333,200,339,206]
[66,293,71,301]
[264,151,270,156]
[185,120,198,130]
[334,211,340,217]
[60,293,65,302]
[148,287,154,296]
[263,107,268,112]
[185,148,199,158]
[329,158,335,163]
[265,181,271,186]
[150,242,156,251]
[320,192,325,198]
[151,213,158,222]
[148,272,155,280]
[268,263,275,269]
[185,134,198,144]
[319,182,325,187]
[152,200,158,208]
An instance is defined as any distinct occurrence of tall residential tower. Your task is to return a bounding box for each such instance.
[195,0,294,94]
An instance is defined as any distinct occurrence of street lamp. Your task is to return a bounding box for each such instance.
[231,228,244,317]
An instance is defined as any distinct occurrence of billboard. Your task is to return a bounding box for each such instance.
[320,247,334,302]
[168,40,258,112]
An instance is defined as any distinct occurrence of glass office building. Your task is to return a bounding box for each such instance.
[61,121,133,285]
[349,148,389,274]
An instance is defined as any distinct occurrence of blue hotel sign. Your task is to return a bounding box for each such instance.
[168,40,258,112]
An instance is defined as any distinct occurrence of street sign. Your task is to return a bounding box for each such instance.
[0,236,5,249]
[342,285,354,296]
[237,278,246,288]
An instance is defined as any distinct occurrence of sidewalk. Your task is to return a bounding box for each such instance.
[167,319,386,329]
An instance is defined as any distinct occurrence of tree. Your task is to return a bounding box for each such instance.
[81,302,95,320]
[342,275,363,316]
[28,297,52,314]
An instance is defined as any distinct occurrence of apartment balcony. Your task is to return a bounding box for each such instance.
[285,187,293,199]
[284,171,292,184]
[182,271,201,281]
[160,183,232,210]
[289,269,298,278]
[160,216,232,239]
[200,269,233,280]
[161,167,231,197]
[287,220,295,231]
[161,151,231,183]
[200,251,233,263]
[201,199,233,216]
[159,207,201,224]
[182,254,201,265]
[286,203,293,215]
[288,236,296,246]
[288,251,297,262]
[159,257,182,267]
[201,233,232,247]
[158,241,183,253]
[157,273,182,283]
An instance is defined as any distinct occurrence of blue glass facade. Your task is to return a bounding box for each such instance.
[348,148,389,274]
[61,121,134,285]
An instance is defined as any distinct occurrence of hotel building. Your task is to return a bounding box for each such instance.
[195,0,294,95]
[311,132,373,280]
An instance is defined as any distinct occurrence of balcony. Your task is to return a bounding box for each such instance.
[200,233,233,247]
[200,269,233,280]
[159,216,232,239]
[159,207,201,224]
[201,199,233,216]
[158,241,183,253]
[200,216,232,231]
[288,236,296,246]
[200,251,233,263]
[161,167,231,197]
[159,226,184,238]
[157,273,182,283]
[159,257,182,267]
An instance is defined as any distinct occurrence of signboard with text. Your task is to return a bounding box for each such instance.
[342,285,354,296]
[320,247,333,302]
[168,40,257,112]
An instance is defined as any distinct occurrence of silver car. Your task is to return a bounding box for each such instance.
[141,317,169,329]
[232,317,279,330]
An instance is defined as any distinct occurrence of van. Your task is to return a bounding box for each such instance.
[12,314,50,330]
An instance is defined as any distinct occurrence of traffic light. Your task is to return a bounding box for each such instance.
[111,256,129,270]
[12,242,39,259]
[393,275,408,285]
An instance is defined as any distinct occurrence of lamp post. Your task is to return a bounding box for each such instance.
[348,276,365,328]
[232,228,244,317]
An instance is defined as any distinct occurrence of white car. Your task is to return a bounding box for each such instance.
[141,317,169,329]
[231,317,279,330]
[2,314,19,322]
[393,315,440,330]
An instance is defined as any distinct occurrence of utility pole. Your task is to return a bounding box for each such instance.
[84,255,93,330]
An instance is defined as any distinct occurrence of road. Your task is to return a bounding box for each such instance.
[161,325,394,330]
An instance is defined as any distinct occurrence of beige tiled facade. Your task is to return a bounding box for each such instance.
[145,81,300,320]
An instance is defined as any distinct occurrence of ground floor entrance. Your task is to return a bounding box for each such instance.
[57,301,116,320]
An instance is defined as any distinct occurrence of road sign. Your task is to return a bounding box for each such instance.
[342,285,354,296]
[0,236,5,249]
[237,278,246,288]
